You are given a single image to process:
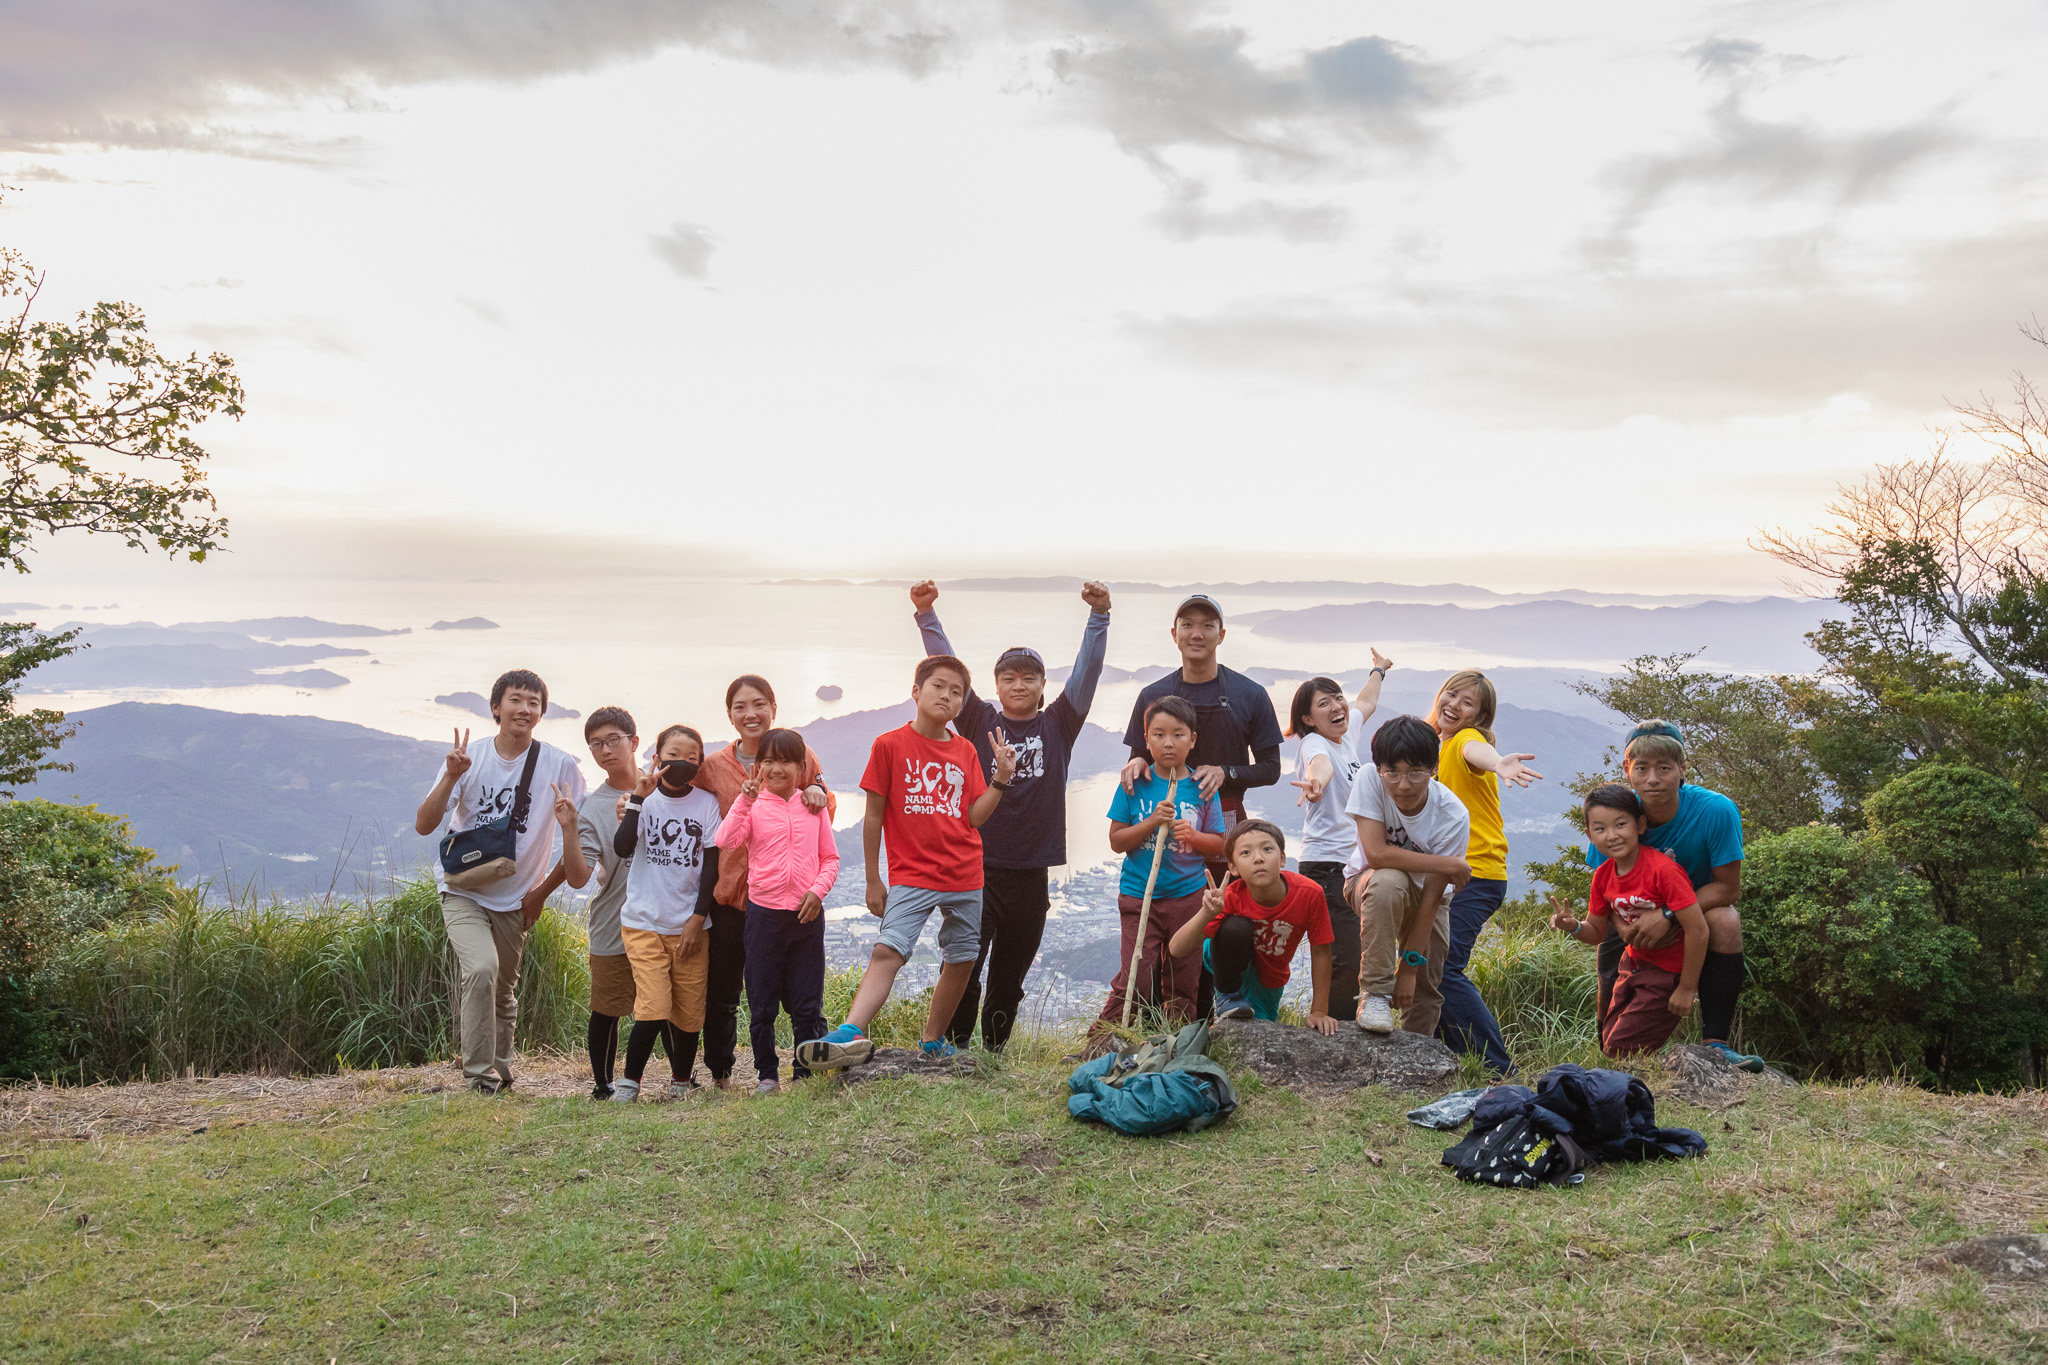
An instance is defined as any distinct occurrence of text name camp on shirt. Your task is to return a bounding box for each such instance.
[435,738,586,912]
[620,786,723,935]
[860,724,989,892]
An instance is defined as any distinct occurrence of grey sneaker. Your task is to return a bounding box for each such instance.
[755,1078,780,1096]
[1357,995,1394,1034]
[609,1077,641,1103]
[664,1079,697,1101]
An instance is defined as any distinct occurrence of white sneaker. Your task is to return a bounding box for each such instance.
[755,1078,780,1096]
[1357,996,1394,1034]
[609,1077,641,1102]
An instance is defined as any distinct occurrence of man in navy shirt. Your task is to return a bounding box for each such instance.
[1585,719,1761,1069]
[1119,593,1283,1017]
[911,577,1112,1050]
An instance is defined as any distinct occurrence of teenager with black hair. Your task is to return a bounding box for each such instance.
[576,705,640,1100]
[1344,715,1471,1038]
[414,668,588,1095]
[908,577,1111,1050]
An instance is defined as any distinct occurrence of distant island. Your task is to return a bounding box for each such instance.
[434,691,579,720]
[175,617,410,638]
[816,684,843,701]
[428,617,499,631]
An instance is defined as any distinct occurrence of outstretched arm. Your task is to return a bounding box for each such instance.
[1060,582,1113,721]
[1352,648,1392,731]
[1458,736,1542,788]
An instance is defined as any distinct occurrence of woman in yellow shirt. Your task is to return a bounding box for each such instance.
[1431,670,1541,1076]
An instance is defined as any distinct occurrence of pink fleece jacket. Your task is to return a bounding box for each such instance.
[713,789,841,911]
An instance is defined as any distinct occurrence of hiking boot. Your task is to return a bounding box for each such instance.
[1357,996,1394,1034]
[797,1023,874,1072]
[755,1078,780,1096]
[1705,1040,1767,1073]
[609,1078,641,1103]
[1213,989,1255,1021]
[919,1038,960,1059]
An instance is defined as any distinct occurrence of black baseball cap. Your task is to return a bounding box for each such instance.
[993,646,1045,675]
[1174,593,1223,624]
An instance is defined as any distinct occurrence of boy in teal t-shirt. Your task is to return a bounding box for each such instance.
[1091,696,1226,1043]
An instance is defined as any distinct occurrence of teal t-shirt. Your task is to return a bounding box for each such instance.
[1107,772,1225,900]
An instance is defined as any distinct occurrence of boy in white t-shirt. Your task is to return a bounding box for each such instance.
[1344,714,1471,1038]
[413,669,589,1095]
[609,723,724,1102]
[1285,648,1392,1023]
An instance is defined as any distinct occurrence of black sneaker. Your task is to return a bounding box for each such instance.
[591,1083,614,1101]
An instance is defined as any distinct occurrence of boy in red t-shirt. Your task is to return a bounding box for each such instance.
[1551,784,1709,1056]
[798,655,1018,1072]
[1168,819,1340,1035]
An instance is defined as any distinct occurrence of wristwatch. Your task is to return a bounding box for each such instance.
[1401,949,1428,967]
[991,779,1012,790]
[1660,907,1678,924]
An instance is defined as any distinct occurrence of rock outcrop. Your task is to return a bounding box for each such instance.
[1210,1018,1460,1094]
[835,1047,981,1085]
[1661,1043,1798,1109]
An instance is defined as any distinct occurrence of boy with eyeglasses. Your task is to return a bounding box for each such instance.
[574,707,652,1099]
[1345,714,1471,1037]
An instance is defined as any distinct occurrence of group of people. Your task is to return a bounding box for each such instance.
[414,583,1763,1100]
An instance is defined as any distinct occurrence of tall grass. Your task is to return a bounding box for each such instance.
[40,881,586,1080]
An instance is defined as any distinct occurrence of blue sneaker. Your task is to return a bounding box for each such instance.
[919,1038,960,1059]
[796,1023,874,1072]
[1213,989,1255,1021]
[1705,1040,1767,1073]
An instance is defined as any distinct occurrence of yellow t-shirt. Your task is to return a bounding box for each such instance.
[1437,727,1508,881]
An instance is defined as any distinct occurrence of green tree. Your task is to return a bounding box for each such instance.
[0,192,242,779]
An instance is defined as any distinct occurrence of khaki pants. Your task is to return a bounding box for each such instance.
[441,892,529,1089]
[1357,870,1449,1037]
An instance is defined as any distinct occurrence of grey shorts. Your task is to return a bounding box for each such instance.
[875,885,983,964]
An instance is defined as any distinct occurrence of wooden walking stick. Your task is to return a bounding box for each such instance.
[1122,777,1179,1030]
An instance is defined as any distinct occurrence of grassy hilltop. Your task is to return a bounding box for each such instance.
[4,1046,2045,1363]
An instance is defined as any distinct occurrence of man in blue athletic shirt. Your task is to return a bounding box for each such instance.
[909,577,1112,1050]
[1584,719,1762,1070]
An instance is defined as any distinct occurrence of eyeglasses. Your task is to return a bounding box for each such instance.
[588,734,635,752]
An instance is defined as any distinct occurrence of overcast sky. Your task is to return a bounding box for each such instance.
[6,0,2047,592]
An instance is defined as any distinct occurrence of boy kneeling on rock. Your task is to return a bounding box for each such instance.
[1168,820,1340,1034]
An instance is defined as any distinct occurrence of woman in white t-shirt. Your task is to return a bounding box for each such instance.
[1286,648,1392,1025]
[607,724,724,1102]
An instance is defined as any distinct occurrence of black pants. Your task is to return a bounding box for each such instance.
[1298,860,1361,1021]
[945,865,1051,1050]
[743,903,827,1081]
[1207,914,1257,993]
[703,900,747,1080]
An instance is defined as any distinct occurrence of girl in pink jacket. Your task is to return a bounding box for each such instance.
[714,727,841,1091]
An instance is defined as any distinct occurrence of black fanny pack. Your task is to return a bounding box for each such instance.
[439,743,541,891]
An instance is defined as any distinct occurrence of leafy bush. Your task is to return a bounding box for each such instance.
[1739,824,1975,1082]
[38,880,586,1080]
[1466,920,1604,1073]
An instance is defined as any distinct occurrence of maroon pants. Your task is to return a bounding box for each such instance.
[1600,955,1683,1057]
[1095,890,1205,1032]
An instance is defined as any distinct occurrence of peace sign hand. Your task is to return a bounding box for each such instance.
[988,731,1018,786]
[739,767,765,800]
[444,728,472,779]
[631,756,661,800]
[550,781,578,831]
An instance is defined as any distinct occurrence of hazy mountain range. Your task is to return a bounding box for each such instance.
[16,692,1619,898]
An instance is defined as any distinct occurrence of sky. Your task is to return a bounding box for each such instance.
[6,0,2048,594]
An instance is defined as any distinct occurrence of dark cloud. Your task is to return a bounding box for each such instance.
[1597,37,1954,252]
[0,2,1460,240]
[0,1,966,153]
[1128,227,2048,425]
[649,222,716,279]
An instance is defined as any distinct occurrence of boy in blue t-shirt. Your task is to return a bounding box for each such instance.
[1091,696,1226,1043]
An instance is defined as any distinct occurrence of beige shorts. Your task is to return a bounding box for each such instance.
[621,926,709,1029]
[588,952,636,1017]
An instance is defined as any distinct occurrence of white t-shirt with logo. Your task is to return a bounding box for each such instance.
[1343,765,1471,886]
[620,786,723,935]
[1296,729,1365,866]
[436,738,588,912]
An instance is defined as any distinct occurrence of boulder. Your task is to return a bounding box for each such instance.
[835,1047,981,1085]
[1662,1043,1798,1109]
[1932,1234,2048,1281]
[1210,1018,1460,1094]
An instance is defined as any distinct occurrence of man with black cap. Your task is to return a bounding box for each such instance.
[1118,593,1284,1016]
[907,577,1112,1050]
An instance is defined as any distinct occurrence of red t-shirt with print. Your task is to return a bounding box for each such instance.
[860,724,988,892]
[1586,844,1698,974]
[1204,870,1335,989]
